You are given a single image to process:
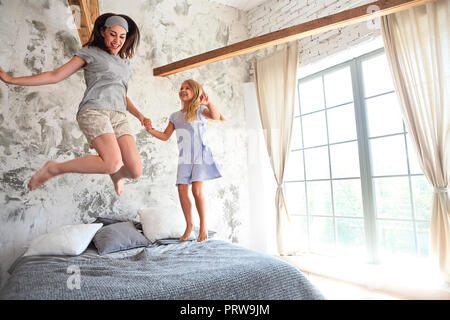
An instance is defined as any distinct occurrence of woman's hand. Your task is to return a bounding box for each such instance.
[0,67,13,84]
[142,117,152,130]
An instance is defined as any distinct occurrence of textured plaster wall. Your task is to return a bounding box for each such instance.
[0,0,250,288]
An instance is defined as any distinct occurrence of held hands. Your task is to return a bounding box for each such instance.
[143,117,153,133]
[137,114,153,132]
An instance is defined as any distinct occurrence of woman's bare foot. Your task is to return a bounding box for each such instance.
[179,223,193,241]
[197,227,208,242]
[28,160,58,191]
[110,173,124,196]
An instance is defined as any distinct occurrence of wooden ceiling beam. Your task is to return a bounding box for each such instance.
[68,0,99,45]
[153,0,435,77]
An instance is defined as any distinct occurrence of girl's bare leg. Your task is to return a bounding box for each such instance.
[178,184,194,241]
[109,134,143,195]
[192,181,207,242]
[28,133,122,192]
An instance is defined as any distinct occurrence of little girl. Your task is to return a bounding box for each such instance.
[0,13,149,196]
[145,79,222,242]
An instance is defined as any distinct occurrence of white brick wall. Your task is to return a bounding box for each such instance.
[247,0,381,70]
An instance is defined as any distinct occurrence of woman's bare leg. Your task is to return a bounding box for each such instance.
[178,184,194,241]
[109,134,143,195]
[28,133,122,191]
[192,181,207,242]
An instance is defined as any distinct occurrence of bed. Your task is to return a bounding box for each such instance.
[0,213,324,300]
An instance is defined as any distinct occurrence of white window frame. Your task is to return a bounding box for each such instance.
[288,48,429,263]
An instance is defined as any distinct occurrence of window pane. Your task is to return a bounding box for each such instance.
[298,77,325,114]
[416,221,430,257]
[323,66,353,107]
[289,215,309,253]
[333,179,363,217]
[362,54,395,97]
[374,177,412,219]
[291,117,303,150]
[307,181,332,216]
[336,218,366,256]
[411,175,433,221]
[330,141,360,178]
[302,111,328,148]
[304,146,330,180]
[285,150,304,181]
[309,216,335,255]
[378,220,415,256]
[370,135,408,176]
[366,93,404,137]
[406,134,422,174]
[284,182,307,215]
[327,103,357,143]
[294,87,300,117]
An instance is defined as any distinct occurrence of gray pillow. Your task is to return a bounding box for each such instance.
[94,215,142,230]
[92,221,150,255]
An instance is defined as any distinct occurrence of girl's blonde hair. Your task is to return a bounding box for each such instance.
[183,79,203,123]
[182,79,225,123]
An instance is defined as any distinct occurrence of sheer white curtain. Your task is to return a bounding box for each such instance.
[381,0,450,280]
[254,41,299,255]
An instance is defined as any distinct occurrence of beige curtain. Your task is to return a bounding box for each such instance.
[381,0,450,280]
[254,41,299,255]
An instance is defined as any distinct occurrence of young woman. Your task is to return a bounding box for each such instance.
[0,13,150,196]
[145,79,222,242]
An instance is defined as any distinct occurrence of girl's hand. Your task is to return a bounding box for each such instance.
[200,92,210,107]
[0,67,13,84]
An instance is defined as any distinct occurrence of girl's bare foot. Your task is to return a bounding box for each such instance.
[197,227,208,242]
[179,223,193,241]
[28,160,57,191]
[110,173,124,196]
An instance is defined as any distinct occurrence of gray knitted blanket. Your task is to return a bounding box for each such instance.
[0,239,323,300]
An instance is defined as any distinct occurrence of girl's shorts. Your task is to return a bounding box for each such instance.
[76,109,132,148]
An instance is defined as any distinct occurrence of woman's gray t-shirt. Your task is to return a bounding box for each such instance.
[75,46,132,115]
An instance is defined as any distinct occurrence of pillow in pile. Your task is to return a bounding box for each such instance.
[94,215,142,230]
[23,223,103,257]
[138,207,195,242]
[92,221,150,255]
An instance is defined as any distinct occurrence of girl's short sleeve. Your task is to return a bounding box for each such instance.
[169,112,176,125]
[75,47,94,64]
[198,105,208,122]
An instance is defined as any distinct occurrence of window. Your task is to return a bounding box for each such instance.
[285,49,433,263]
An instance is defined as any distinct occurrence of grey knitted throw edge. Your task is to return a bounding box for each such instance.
[0,239,324,300]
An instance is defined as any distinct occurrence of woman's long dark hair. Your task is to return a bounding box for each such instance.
[84,13,140,59]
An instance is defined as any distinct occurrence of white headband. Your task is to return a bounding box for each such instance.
[104,16,129,33]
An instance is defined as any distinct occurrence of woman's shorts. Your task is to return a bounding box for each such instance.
[76,109,132,148]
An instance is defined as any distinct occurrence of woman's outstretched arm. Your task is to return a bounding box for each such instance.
[0,56,86,86]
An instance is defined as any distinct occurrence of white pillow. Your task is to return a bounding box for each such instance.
[24,223,103,257]
[138,207,193,242]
